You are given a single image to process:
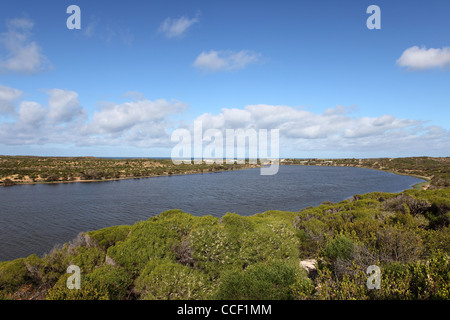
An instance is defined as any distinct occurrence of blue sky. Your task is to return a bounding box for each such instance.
[0,0,449,158]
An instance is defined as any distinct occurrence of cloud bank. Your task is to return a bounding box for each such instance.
[191,105,449,154]
[0,85,187,148]
[0,85,448,156]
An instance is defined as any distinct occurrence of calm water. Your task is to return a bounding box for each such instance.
[0,165,423,261]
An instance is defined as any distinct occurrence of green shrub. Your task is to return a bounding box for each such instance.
[87,225,131,251]
[0,259,29,292]
[213,261,302,300]
[295,217,329,256]
[190,224,241,278]
[222,213,255,235]
[45,274,109,300]
[107,211,193,275]
[290,275,315,300]
[413,250,450,299]
[238,221,299,267]
[374,226,423,263]
[324,235,354,262]
[134,259,212,300]
[65,247,106,274]
[422,226,450,255]
[315,267,368,300]
[87,265,133,300]
[372,252,450,300]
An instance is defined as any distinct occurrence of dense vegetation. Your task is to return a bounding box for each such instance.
[1,187,449,300]
[0,156,259,185]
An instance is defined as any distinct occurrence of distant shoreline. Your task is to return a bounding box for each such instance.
[1,167,258,186]
[2,156,448,190]
[2,163,427,192]
[0,156,261,187]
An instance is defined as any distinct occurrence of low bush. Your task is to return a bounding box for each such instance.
[213,261,304,300]
[134,259,212,300]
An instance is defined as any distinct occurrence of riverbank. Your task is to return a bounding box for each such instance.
[0,167,261,187]
[0,155,260,186]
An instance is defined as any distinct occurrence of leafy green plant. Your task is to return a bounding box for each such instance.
[324,234,354,262]
[87,226,132,251]
[213,261,303,300]
[134,259,212,300]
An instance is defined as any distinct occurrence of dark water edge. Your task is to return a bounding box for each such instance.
[0,165,424,261]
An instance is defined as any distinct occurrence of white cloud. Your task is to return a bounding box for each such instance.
[158,14,199,39]
[397,46,450,70]
[88,99,187,135]
[18,101,46,125]
[0,89,87,145]
[0,84,22,114]
[193,50,262,73]
[46,89,86,124]
[0,18,50,74]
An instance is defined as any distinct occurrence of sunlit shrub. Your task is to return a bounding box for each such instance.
[107,210,193,275]
[87,225,132,251]
[213,261,302,300]
[134,259,212,300]
[0,259,28,293]
[45,274,109,300]
[87,265,133,300]
[324,234,354,262]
